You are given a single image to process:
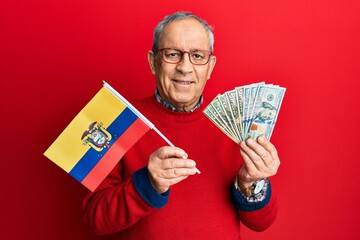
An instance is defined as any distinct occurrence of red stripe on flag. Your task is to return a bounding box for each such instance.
[81,118,150,191]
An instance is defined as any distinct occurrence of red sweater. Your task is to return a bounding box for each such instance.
[83,95,278,240]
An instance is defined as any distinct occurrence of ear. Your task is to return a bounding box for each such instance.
[206,56,217,80]
[147,51,156,75]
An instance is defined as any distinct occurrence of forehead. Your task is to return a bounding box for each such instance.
[159,18,209,50]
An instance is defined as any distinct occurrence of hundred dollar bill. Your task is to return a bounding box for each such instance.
[242,84,255,136]
[235,87,245,138]
[204,103,231,135]
[247,83,264,135]
[247,85,286,140]
[203,103,239,143]
[210,96,239,142]
[243,82,265,136]
[218,94,241,142]
[225,89,243,142]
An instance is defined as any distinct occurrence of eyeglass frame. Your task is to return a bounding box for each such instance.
[155,48,213,65]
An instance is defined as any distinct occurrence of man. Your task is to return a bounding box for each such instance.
[83,11,280,239]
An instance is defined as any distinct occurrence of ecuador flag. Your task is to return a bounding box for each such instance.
[44,82,152,191]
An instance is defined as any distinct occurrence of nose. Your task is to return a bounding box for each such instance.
[176,52,193,73]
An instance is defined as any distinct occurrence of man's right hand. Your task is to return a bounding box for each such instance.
[147,146,198,194]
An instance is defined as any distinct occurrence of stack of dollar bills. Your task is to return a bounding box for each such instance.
[203,82,286,143]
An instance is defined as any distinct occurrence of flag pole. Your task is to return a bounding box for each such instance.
[103,81,200,174]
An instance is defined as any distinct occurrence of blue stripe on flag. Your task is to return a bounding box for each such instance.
[69,107,138,182]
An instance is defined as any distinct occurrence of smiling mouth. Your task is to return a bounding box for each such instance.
[173,80,194,85]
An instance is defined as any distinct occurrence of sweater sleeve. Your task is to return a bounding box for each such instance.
[133,167,170,208]
[82,163,168,236]
[231,180,278,232]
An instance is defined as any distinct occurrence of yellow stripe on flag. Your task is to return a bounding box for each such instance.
[44,87,126,172]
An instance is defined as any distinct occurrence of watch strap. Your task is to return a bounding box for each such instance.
[234,177,266,197]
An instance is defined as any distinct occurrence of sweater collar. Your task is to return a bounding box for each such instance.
[154,88,203,113]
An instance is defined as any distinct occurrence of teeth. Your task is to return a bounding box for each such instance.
[175,80,192,85]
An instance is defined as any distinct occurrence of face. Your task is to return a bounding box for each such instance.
[258,108,276,120]
[148,18,216,111]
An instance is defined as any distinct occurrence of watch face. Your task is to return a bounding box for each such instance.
[254,179,266,194]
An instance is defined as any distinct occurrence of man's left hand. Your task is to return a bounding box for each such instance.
[238,136,280,188]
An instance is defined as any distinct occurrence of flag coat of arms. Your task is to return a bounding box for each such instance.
[44,82,152,191]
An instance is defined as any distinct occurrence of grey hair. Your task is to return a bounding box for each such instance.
[151,11,215,55]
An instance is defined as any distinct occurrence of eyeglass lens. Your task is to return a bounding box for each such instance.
[161,48,210,65]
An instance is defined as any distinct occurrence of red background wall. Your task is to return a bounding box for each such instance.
[1,0,360,239]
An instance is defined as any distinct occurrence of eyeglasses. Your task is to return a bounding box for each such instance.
[156,48,212,65]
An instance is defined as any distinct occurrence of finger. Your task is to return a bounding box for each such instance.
[159,167,198,179]
[255,137,280,169]
[239,148,261,180]
[257,136,279,162]
[162,157,197,170]
[246,138,276,166]
[156,146,188,159]
[239,149,263,182]
[161,175,192,189]
[242,138,280,176]
[240,140,267,171]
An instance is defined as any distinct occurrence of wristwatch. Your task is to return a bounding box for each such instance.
[234,177,266,197]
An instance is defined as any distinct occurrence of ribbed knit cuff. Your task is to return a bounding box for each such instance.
[133,167,169,209]
[231,180,272,212]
